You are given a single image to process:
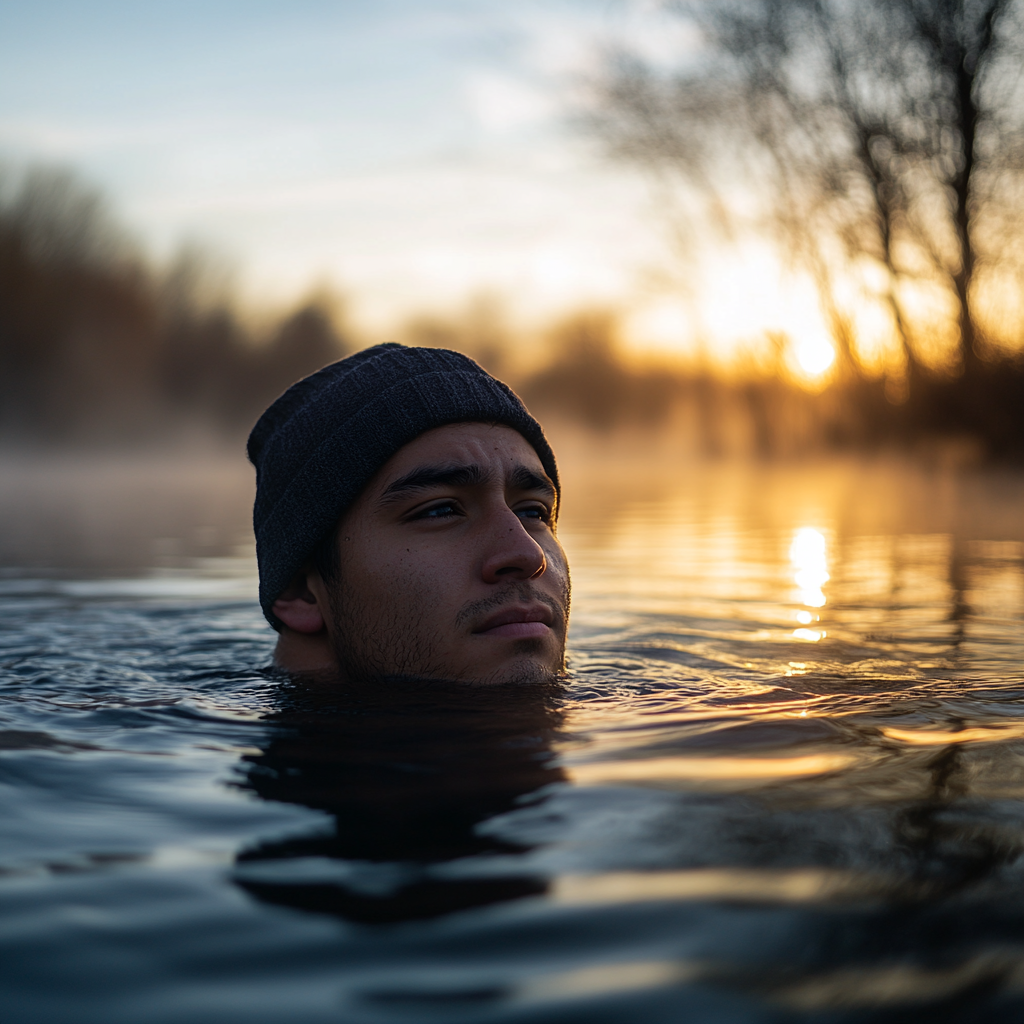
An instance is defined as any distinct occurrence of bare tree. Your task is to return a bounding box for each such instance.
[0,165,355,440]
[589,0,1024,383]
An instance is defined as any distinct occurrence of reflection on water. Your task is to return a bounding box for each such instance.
[2,451,1024,1021]
[0,451,255,577]
[234,680,564,923]
[790,527,828,641]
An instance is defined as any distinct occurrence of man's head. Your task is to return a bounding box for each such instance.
[248,345,569,684]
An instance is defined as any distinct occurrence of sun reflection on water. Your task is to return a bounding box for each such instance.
[791,526,829,640]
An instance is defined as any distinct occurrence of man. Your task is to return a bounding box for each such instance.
[247,343,569,685]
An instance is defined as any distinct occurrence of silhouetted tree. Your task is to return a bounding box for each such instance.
[523,312,679,430]
[590,0,1024,383]
[0,167,160,438]
[3,163,1018,452]
[402,295,511,378]
[0,166,354,441]
[253,299,349,412]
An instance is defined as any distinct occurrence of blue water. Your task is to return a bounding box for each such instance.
[1,454,1023,1022]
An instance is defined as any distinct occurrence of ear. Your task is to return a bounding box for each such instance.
[271,571,326,634]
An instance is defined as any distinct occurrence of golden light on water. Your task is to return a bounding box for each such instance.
[791,526,829,640]
[793,627,826,642]
[881,723,1024,746]
[791,528,829,606]
[523,961,695,1001]
[568,753,855,786]
[553,868,884,906]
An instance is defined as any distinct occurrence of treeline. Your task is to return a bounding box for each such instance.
[521,314,1024,458]
[1,166,1023,457]
[0,168,348,442]
[580,0,1024,458]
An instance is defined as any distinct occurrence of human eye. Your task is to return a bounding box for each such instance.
[408,499,464,521]
[516,502,552,524]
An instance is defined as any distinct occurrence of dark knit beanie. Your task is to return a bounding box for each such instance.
[247,344,559,628]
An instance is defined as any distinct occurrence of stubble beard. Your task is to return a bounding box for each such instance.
[325,576,570,687]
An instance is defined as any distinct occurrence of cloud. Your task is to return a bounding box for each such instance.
[468,74,554,134]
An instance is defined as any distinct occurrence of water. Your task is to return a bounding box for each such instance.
[1,451,1023,1022]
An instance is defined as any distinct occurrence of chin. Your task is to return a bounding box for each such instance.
[472,646,566,686]
[332,634,566,687]
[474,663,563,686]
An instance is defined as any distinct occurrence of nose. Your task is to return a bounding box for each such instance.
[480,507,547,583]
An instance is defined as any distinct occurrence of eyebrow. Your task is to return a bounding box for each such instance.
[376,461,556,507]
[507,464,557,501]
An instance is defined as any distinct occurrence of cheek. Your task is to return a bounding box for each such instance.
[544,540,570,586]
[350,542,467,612]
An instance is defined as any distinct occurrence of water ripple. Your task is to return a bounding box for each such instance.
[2,459,1024,1020]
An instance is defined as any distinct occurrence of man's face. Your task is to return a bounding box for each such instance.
[315,422,569,685]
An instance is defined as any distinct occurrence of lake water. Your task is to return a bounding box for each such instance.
[1,449,1023,1022]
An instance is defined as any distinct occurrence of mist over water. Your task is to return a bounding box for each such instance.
[2,450,1024,1021]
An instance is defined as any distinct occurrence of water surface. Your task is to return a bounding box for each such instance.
[1,452,1023,1022]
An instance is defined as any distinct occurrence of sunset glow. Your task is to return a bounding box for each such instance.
[0,1,866,366]
[794,336,836,377]
[3,0,1018,383]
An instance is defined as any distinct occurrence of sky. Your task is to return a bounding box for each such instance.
[0,0,835,368]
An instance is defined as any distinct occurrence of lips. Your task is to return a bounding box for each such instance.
[474,604,554,639]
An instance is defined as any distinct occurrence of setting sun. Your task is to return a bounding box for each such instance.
[794,336,836,377]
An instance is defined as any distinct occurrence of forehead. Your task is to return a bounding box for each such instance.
[374,422,545,484]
